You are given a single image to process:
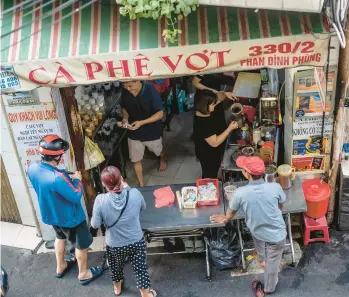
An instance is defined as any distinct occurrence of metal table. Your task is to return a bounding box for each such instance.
[139,183,226,280]
[223,176,306,270]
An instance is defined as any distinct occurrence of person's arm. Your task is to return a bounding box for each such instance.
[54,172,83,204]
[192,76,219,94]
[277,184,286,211]
[121,108,129,124]
[141,110,164,125]
[129,85,164,130]
[91,196,102,229]
[205,121,239,148]
[211,192,240,224]
[140,193,146,211]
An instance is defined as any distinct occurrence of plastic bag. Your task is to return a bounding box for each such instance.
[208,226,241,270]
[84,136,105,170]
[167,88,186,113]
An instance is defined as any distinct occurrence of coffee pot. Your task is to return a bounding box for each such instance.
[230,103,245,128]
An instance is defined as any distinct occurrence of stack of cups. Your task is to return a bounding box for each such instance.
[75,85,109,136]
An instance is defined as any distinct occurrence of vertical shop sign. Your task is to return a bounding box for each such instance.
[2,92,66,184]
[314,66,327,111]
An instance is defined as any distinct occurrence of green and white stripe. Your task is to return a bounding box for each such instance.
[1,0,330,63]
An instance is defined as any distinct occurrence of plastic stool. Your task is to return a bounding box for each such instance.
[303,214,330,246]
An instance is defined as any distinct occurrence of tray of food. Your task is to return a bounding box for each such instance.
[181,186,198,209]
[196,179,220,206]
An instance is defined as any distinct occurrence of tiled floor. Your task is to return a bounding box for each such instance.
[124,112,202,187]
[0,221,43,252]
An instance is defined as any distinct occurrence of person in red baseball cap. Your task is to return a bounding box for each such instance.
[211,156,287,297]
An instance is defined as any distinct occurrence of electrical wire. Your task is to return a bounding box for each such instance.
[325,0,349,48]
[1,0,78,39]
[1,0,97,53]
[1,0,56,29]
[1,0,35,15]
[335,0,346,47]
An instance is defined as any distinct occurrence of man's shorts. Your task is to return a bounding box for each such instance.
[52,220,93,250]
[128,138,163,163]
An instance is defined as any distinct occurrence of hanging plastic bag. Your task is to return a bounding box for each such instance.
[208,226,241,270]
[167,88,186,113]
[84,136,105,170]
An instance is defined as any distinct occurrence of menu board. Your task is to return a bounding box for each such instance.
[291,116,333,173]
[291,155,327,172]
[293,69,336,118]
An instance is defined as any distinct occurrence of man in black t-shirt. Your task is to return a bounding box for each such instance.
[121,81,167,186]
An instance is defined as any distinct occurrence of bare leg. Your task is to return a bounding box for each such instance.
[75,248,92,280]
[55,239,67,274]
[133,161,144,187]
[159,150,167,172]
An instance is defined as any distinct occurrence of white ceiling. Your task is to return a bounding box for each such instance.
[199,0,325,13]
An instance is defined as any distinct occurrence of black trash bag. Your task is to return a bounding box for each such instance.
[208,226,241,271]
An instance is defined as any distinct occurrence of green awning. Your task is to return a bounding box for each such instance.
[0,1,331,93]
[1,1,330,63]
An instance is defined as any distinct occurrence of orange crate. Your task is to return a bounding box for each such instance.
[196,178,220,206]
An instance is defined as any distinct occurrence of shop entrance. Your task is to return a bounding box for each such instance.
[69,68,281,192]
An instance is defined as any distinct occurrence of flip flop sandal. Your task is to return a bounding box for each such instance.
[114,280,124,296]
[55,258,76,278]
[250,279,265,297]
[149,289,157,297]
[79,266,103,286]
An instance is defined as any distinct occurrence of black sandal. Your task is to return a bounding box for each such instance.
[79,266,103,286]
[55,257,76,278]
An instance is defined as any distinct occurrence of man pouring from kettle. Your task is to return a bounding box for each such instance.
[211,156,286,297]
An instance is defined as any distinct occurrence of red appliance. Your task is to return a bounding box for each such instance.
[302,179,331,219]
[242,106,256,124]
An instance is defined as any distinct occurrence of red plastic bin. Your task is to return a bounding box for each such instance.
[196,178,220,206]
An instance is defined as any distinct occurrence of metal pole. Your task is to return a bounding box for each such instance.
[328,13,349,224]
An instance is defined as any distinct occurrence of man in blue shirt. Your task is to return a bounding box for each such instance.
[28,135,102,285]
[211,156,286,297]
[121,81,167,186]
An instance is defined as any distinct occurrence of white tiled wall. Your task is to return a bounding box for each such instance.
[0,101,36,226]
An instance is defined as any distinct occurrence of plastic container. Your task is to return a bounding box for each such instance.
[181,186,198,209]
[196,178,220,206]
[302,179,331,219]
[223,182,236,201]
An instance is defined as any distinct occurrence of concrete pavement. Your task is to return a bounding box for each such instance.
[1,231,348,297]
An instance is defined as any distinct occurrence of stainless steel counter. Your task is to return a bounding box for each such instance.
[138,183,226,280]
[223,176,307,219]
[139,183,226,232]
